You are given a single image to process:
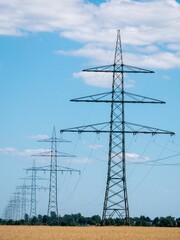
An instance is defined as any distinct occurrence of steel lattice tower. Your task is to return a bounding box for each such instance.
[32,126,80,216]
[61,30,174,225]
[24,160,47,218]
[16,181,29,219]
[30,160,37,218]
[48,127,58,215]
[102,31,129,222]
[13,191,21,220]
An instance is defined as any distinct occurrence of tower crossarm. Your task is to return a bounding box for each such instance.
[70,91,165,104]
[82,64,154,73]
[31,150,76,158]
[60,121,175,135]
[124,91,165,104]
[60,122,110,134]
[37,137,71,143]
[125,122,175,135]
[35,186,48,190]
[25,165,80,174]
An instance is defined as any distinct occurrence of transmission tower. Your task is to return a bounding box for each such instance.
[23,160,47,218]
[16,181,30,219]
[60,30,175,225]
[4,189,21,220]
[31,126,80,216]
[4,197,16,220]
[12,190,21,220]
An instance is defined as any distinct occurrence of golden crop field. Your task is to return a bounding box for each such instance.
[0,226,180,240]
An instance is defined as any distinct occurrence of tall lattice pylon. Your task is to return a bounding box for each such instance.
[24,160,47,218]
[102,31,129,223]
[16,181,29,219]
[61,30,174,225]
[47,126,59,215]
[32,126,80,216]
[30,160,37,218]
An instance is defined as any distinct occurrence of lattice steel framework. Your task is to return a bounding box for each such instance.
[13,190,21,220]
[103,32,128,223]
[16,181,29,219]
[61,30,174,225]
[30,160,37,218]
[24,160,47,218]
[31,126,80,216]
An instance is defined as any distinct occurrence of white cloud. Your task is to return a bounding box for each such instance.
[126,152,150,163]
[0,147,50,156]
[167,43,180,51]
[0,0,180,87]
[146,187,179,194]
[124,51,180,69]
[73,71,135,89]
[57,43,114,65]
[73,71,112,88]
[162,75,171,81]
[66,157,93,164]
[87,143,103,150]
[1,1,180,44]
[29,134,49,140]
[0,147,18,156]
[106,152,150,163]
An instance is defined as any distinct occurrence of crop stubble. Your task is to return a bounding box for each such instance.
[0,226,180,240]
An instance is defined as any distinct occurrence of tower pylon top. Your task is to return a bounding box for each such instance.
[114,29,123,66]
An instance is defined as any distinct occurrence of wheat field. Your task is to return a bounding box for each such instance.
[0,226,180,240]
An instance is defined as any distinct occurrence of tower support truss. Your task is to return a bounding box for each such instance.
[23,160,47,218]
[31,126,80,216]
[60,30,174,225]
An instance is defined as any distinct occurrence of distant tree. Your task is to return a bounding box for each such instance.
[61,219,68,226]
[85,217,94,225]
[165,216,176,227]
[159,216,176,227]
[49,211,59,225]
[13,220,20,225]
[63,214,76,226]
[24,213,29,224]
[152,217,160,226]
[114,218,124,226]
[133,216,152,226]
[78,215,86,225]
[42,215,48,225]
[1,213,180,227]
[91,215,101,225]
[7,219,14,225]
[31,216,38,225]
[37,214,43,225]
[103,218,116,226]
[19,219,25,225]
[74,213,82,224]
[176,218,180,227]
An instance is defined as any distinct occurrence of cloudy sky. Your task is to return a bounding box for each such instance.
[1,0,180,219]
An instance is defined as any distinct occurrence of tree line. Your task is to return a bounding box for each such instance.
[1,212,180,227]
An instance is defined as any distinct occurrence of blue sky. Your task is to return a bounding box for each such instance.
[1,0,180,219]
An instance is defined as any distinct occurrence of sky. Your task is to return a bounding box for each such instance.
[1,0,180,219]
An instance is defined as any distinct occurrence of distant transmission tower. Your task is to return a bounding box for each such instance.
[4,197,16,220]
[60,30,175,225]
[24,160,47,218]
[32,126,80,216]
[16,181,30,219]
[13,190,21,220]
